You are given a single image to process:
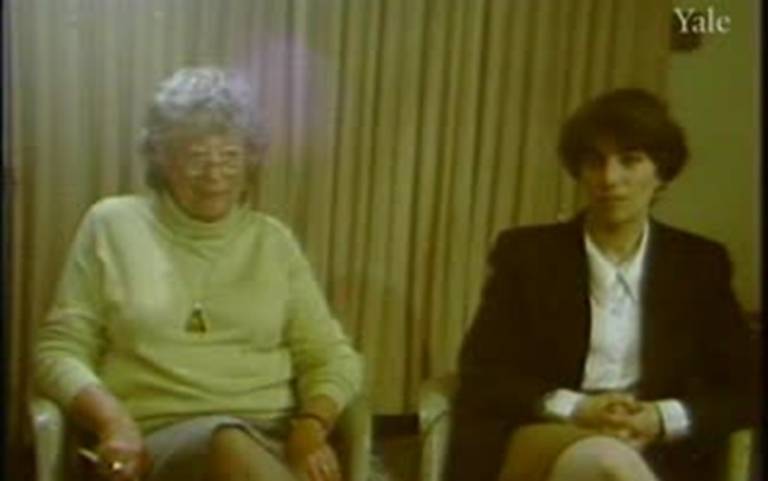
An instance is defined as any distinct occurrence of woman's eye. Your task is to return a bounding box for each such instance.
[619,152,644,165]
[580,152,603,166]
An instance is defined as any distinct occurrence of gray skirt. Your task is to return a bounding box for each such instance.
[144,415,297,481]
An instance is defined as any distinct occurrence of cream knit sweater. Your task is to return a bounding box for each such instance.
[35,193,362,433]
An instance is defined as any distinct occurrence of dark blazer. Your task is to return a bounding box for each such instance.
[446,216,757,481]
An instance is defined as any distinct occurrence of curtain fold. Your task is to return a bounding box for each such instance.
[9,0,672,422]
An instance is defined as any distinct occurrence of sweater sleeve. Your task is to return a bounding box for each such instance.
[282,232,363,411]
[34,207,107,407]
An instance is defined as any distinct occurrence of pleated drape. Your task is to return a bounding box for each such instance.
[8,0,672,437]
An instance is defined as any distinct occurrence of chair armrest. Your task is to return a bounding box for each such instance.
[419,373,458,481]
[418,373,458,431]
[335,395,372,481]
[31,397,67,481]
[726,429,754,481]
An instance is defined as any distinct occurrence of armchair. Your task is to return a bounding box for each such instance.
[32,395,372,481]
[418,373,755,481]
[419,373,458,481]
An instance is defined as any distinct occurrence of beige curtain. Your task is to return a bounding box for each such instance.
[8,2,672,452]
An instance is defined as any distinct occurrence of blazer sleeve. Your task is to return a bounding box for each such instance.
[456,230,569,421]
[680,243,759,440]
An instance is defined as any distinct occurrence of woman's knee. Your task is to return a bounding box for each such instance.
[550,436,656,481]
[210,426,253,454]
[206,427,296,481]
[206,427,256,480]
[573,437,639,474]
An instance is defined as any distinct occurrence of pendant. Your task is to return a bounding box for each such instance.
[185,302,208,333]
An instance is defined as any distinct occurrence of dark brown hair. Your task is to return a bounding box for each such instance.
[558,88,688,182]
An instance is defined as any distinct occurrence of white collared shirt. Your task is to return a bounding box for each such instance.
[542,223,691,440]
[582,225,646,391]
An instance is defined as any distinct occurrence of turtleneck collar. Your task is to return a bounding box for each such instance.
[154,191,247,240]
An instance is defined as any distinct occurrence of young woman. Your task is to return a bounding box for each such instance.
[446,88,756,481]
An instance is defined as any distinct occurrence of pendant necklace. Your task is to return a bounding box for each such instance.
[179,250,222,335]
[186,301,208,333]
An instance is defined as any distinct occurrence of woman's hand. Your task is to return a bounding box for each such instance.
[93,419,152,481]
[617,402,662,450]
[573,392,639,431]
[286,417,341,481]
[573,394,662,450]
[69,385,152,480]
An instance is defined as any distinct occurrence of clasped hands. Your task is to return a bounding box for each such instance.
[573,393,662,450]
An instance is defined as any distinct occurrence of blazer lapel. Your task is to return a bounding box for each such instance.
[638,221,680,394]
[546,216,591,385]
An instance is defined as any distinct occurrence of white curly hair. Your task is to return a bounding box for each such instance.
[140,66,269,190]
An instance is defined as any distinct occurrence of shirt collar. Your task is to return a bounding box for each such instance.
[584,222,650,302]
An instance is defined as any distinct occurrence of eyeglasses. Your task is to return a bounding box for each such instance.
[176,149,246,178]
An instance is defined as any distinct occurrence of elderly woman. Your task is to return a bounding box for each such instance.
[34,67,363,481]
[446,88,757,481]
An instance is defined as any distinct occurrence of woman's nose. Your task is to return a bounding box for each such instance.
[202,166,227,181]
[599,156,623,185]
[199,157,228,180]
